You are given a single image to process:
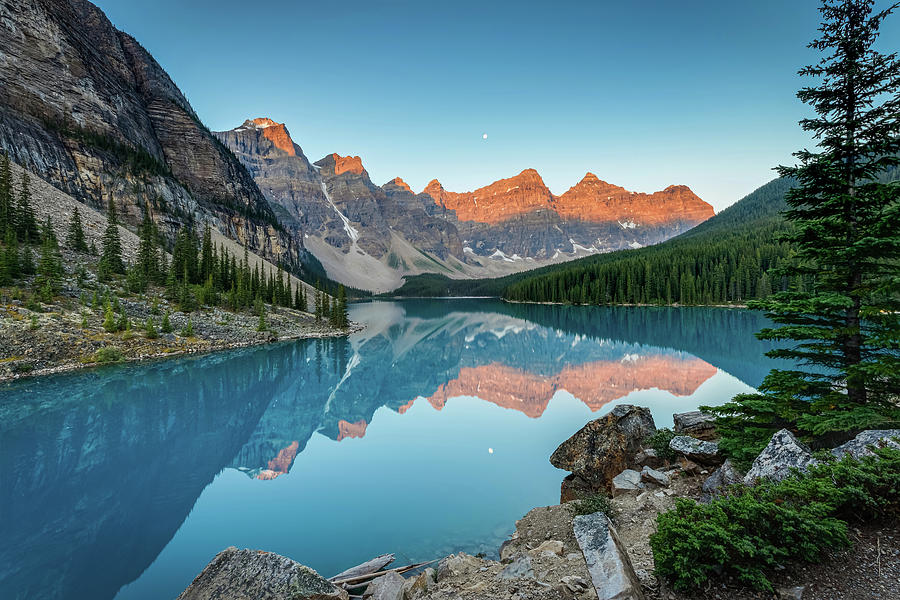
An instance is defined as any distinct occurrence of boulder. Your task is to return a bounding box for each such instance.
[560,473,593,503]
[436,553,481,580]
[668,436,722,466]
[400,568,434,598]
[831,429,900,460]
[611,469,644,497]
[499,554,534,579]
[700,459,743,502]
[777,585,806,600]
[573,512,647,600]
[364,571,405,600]
[633,448,663,469]
[640,465,670,487]
[744,429,818,485]
[177,547,348,600]
[551,405,656,494]
[673,410,717,440]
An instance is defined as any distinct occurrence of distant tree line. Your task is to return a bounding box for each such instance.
[503,219,799,305]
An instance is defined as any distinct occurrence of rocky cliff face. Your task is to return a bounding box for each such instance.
[0,0,300,267]
[216,122,468,290]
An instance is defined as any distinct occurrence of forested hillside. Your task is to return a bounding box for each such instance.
[395,163,897,305]
[503,177,798,305]
[392,175,797,300]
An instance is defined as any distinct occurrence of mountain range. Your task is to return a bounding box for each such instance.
[215,118,714,291]
[0,0,715,293]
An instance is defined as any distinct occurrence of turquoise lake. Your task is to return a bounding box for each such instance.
[0,300,787,600]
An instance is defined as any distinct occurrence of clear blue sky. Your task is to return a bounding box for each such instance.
[94,0,898,212]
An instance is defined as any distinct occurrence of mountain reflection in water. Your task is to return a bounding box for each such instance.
[0,300,785,600]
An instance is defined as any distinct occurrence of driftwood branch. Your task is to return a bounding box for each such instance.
[331,559,438,587]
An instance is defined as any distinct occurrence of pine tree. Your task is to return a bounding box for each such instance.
[257,305,267,332]
[20,244,34,276]
[136,208,157,289]
[103,302,116,332]
[294,283,304,311]
[66,205,89,253]
[200,224,213,282]
[145,317,158,339]
[1,228,19,284]
[36,217,62,294]
[710,0,900,462]
[335,285,349,329]
[99,197,125,278]
[314,286,322,321]
[15,170,39,244]
[161,311,173,333]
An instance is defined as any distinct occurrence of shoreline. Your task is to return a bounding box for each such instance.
[0,321,364,384]
[0,287,364,383]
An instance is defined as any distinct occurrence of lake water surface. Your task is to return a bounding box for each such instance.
[0,300,786,600]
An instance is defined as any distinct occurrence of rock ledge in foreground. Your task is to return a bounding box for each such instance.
[573,512,646,600]
[177,546,348,600]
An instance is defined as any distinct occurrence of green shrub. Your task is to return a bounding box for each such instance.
[145,318,158,339]
[651,447,900,592]
[93,346,124,363]
[28,315,40,330]
[180,319,194,337]
[570,493,617,519]
[12,361,34,373]
[645,427,678,462]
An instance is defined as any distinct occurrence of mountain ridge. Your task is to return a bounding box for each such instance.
[215,116,714,291]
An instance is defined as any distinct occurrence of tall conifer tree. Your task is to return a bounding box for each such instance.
[712,0,900,461]
[16,170,39,244]
[66,205,89,252]
[99,197,125,278]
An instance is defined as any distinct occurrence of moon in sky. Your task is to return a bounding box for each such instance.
[482,133,488,140]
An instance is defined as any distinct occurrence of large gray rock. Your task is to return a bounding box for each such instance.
[640,465,670,487]
[551,405,656,494]
[673,411,717,440]
[499,554,534,579]
[611,469,644,497]
[363,571,405,600]
[831,430,900,460]
[177,547,348,600]
[436,553,481,580]
[573,512,646,600]
[668,436,722,466]
[744,429,818,485]
[700,459,743,502]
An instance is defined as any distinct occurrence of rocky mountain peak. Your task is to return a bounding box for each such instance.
[329,153,366,176]
[385,177,412,193]
[249,117,279,128]
[230,118,297,156]
[423,179,444,194]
